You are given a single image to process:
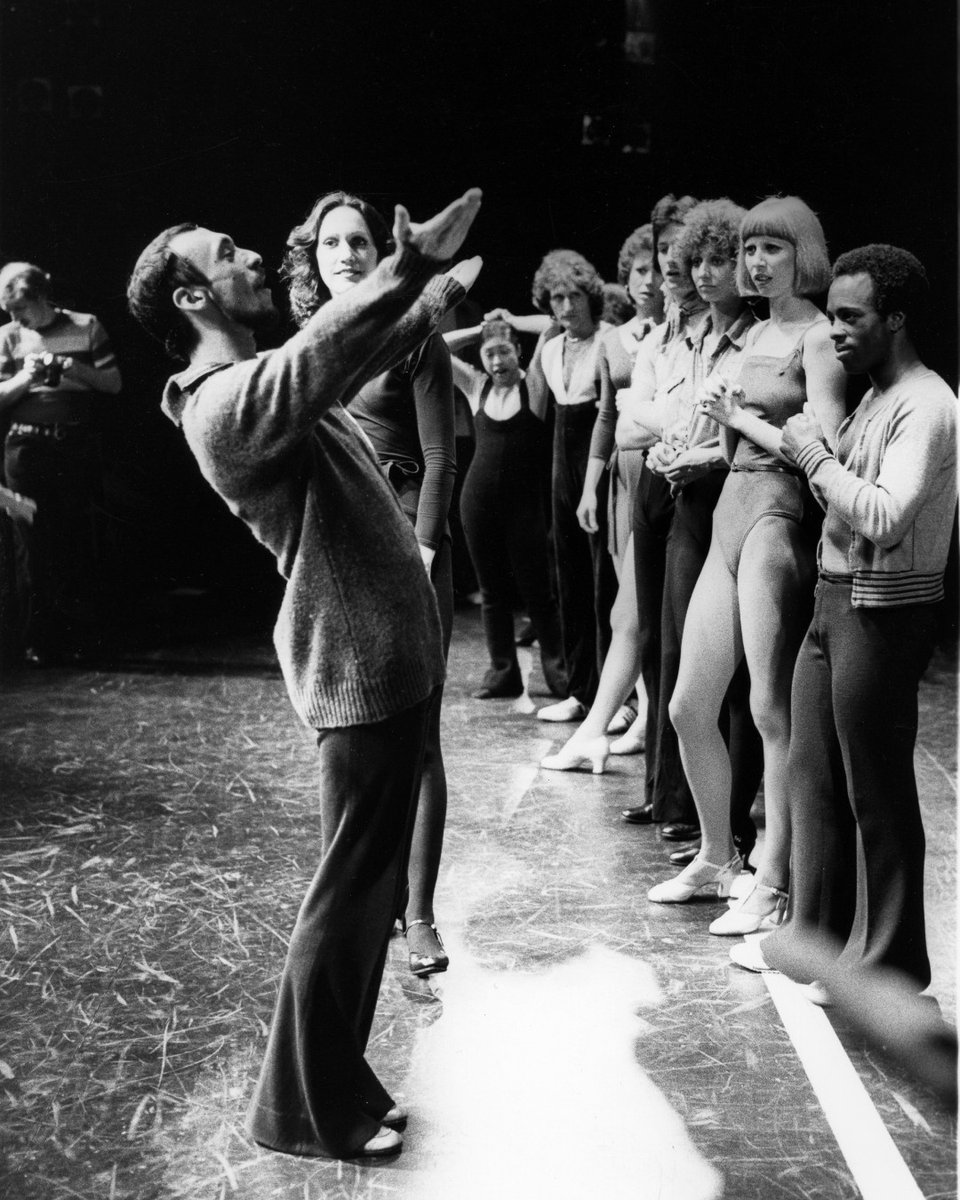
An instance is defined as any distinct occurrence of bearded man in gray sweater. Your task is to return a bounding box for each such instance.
[127,189,481,1161]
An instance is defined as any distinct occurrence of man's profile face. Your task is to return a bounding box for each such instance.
[168,227,277,331]
[827,272,893,376]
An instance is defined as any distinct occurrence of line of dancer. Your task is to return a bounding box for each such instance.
[122,179,955,1164]
[489,192,954,999]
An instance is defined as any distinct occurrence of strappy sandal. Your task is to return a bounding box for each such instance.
[405,919,449,977]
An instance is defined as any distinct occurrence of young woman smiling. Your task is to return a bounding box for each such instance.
[284,191,457,977]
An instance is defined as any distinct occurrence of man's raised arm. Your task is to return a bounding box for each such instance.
[195,192,482,467]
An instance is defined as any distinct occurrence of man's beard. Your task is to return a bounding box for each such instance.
[237,303,280,335]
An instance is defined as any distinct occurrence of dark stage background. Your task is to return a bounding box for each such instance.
[0,0,956,640]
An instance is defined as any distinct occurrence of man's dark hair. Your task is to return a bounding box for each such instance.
[832,244,930,326]
[127,223,208,360]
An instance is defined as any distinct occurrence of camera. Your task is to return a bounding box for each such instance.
[39,352,63,387]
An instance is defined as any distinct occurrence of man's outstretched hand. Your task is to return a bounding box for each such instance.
[393,189,483,263]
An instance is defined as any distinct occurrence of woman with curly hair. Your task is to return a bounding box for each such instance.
[615,194,708,815]
[583,223,662,747]
[649,196,847,931]
[527,249,613,724]
[639,199,764,867]
[540,225,661,769]
[284,191,456,978]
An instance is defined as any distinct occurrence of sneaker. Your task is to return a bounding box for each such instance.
[536,697,587,722]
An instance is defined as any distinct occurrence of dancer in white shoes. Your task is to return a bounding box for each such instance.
[582,223,663,754]
[734,245,956,990]
[649,196,846,915]
[541,203,702,775]
[525,251,612,726]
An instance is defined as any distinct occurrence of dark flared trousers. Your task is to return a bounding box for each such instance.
[552,403,614,706]
[246,691,434,1158]
[632,461,674,806]
[461,409,566,697]
[656,470,764,840]
[763,580,937,989]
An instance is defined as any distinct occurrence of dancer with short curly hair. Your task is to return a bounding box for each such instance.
[735,244,957,991]
[527,250,614,724]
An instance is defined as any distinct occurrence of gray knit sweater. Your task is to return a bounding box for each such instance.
[162,245,465,728]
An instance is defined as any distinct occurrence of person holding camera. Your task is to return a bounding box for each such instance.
[0,261,121,664]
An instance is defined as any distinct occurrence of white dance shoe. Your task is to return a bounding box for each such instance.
[540,735,609,774]
[709,880,788,936]
[647,853,740,903]
[536,697,587,722]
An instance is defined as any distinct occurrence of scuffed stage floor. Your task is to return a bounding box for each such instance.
[0,607,955,1199]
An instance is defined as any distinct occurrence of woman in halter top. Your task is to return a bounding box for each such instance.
[526,250,612,725]
[540,221,666,771]
[443,318,566,701]
[648,196,847,934]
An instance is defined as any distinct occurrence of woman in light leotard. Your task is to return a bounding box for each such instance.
[649,196,847,931]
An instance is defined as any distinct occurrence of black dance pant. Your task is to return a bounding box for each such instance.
[552,404,615,705]
[656,470,764,840]
[632,462,673,806]
[763,581,937,989]
[246,690,434,1158]
[461,468,565,697]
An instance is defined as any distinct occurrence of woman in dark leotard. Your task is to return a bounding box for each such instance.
[444,319,566,700]
[284,191,455,978]
[649,196,847,930]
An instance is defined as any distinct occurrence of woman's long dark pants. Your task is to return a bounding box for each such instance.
[553,404,615,706]
[656,470,764,848]
[246,691,434,1159]
[763,581,937,989]
[632,462,673,806]
[462,460,566,697]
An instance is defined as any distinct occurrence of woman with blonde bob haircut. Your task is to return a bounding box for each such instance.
[648,195,847,934]
[735,195,832,298]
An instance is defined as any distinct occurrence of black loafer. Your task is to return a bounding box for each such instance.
[473,683,523,699]
[621,802,654,825]
[668,841,701,865]
[661,821,701,842]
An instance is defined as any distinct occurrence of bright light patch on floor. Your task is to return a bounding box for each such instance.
[405,944,724,1200]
